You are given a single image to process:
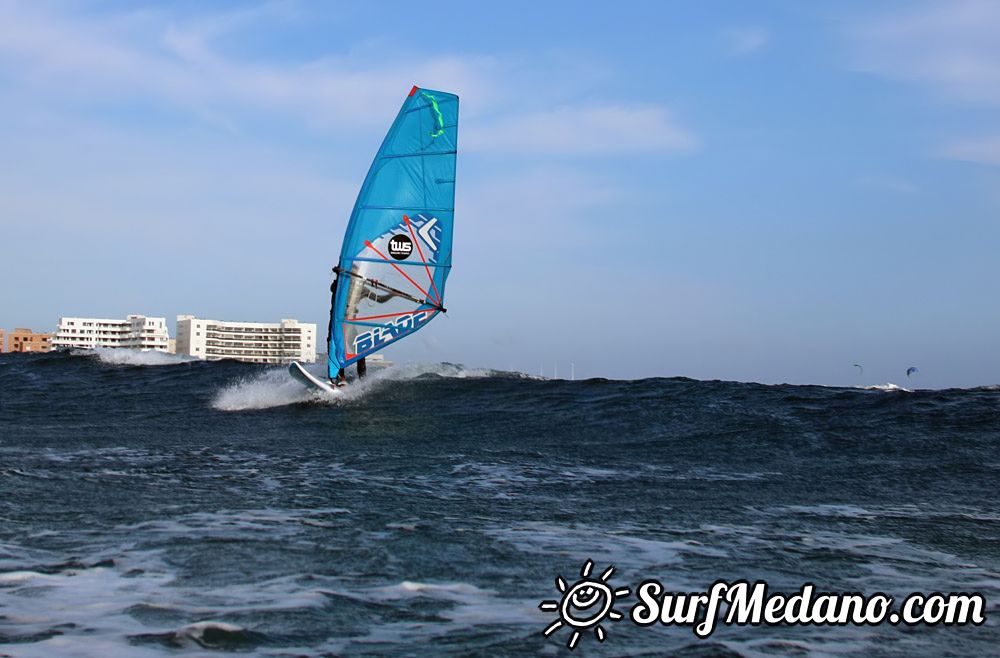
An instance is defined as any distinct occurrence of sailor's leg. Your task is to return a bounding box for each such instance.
[357,357,367,379]
[334,368,347,387]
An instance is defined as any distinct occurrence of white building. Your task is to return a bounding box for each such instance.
[175,316,317,364]
[51,315,170,351]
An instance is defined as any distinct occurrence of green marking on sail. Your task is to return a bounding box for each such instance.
[421,92,445,138]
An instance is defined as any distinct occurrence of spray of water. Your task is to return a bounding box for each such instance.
[211,362,536,412]
[75,348,196,367]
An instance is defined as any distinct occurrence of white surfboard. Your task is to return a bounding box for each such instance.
[288,361,340,395]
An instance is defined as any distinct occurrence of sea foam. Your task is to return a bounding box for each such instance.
[211,367,316,411]
[76,347,196,367]
[859,382,912,392]
[210,361,530,411]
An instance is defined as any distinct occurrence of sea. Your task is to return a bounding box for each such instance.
[0,349,997,657]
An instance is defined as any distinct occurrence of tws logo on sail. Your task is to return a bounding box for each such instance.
[387,234,413,260]
[353,310,432,353]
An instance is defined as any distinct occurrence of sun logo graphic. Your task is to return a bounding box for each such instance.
[538,559,631,650]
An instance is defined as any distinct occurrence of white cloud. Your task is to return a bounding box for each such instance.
[848,0,1000,106]
[0,3,696,155]
[0,2,499,129]
[464,105,697,155]
[720,26,769,56]
[848,1,1000,167]
[940,136,1000,166]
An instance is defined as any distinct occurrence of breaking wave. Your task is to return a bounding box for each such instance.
[131,621,267,651]
[859,383,912,392]
[210,361,534,412]
[75,347,196,367]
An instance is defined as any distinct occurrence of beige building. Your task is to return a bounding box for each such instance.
[0,328,5,353]
[175,315,317,364]
[7,328,53,353]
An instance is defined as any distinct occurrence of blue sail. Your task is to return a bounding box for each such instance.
[328,86,458,378]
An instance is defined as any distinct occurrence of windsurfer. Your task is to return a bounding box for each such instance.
[328,273,369,386]
[292,87,456,395]
[328,267,401,386]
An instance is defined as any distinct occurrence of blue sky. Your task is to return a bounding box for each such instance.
[1,0,998,387]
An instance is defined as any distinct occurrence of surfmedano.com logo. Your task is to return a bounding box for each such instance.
[538,561,987,650]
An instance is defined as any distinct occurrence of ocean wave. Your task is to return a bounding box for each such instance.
[210,361,536,412]
[486,522,728,577]
[4,350,997,393]
[321,580,539,644]
[0,544,332,657]
[130,621,267,650]
[0,552,177,658]
[858,382,911,392]
[365,580,494,602]
[0,569,56,585]
[119,507,353,539]
[73,347,196,367]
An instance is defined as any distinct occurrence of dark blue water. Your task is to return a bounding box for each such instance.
[1,349,998,656]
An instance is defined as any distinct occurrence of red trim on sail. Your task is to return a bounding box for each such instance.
[343,326,356,361]
[364,240,432,300]
[408,85,418,97]
[403,214,442,304]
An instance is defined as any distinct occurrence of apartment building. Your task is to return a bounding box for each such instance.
[175,315,316,364]
[50,315,170,351]
[6,328,53,353]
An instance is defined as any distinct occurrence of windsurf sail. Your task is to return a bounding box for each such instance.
[327,85,458,379]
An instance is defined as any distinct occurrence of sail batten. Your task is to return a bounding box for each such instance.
[375,151,457,160]
[347,256,450,268]
[359,206,454,212]
[327,86,459,378]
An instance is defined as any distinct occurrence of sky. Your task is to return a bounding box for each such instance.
[1,0,998,388]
